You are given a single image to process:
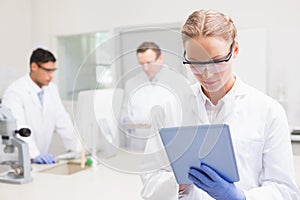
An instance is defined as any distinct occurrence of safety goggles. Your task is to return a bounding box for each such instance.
[183,42,234,74]
[37,63,57,73]
[139,58,159,68]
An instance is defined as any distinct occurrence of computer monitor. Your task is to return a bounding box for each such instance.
[73,88,123,159]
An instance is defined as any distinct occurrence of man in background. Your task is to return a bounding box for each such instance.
[2,48,80,164]
[121,41,177,151]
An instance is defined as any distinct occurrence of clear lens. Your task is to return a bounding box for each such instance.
[189,62,228,74]
[140,61,159,68]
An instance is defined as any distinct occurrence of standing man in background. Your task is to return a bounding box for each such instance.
[2,48,80,164]
[121,41,177,151]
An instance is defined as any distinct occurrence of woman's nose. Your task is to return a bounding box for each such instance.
[202,68,214,79]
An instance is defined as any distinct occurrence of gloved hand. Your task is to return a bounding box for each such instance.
[188,164,245,200]
[33,153,56,164]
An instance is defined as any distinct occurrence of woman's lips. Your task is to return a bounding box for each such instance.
[203,80,218,85]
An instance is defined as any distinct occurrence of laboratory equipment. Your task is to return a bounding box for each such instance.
[74,89,123,159]
[0,105,32,184]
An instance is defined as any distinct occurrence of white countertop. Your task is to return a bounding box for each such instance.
[0,153,143,200]
[1,154,300,200]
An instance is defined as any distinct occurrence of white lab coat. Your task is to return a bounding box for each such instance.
[2,75,80,158]
[121,66,181,150]
[140,75,300,199]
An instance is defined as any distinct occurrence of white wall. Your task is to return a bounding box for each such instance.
[1,0,300,125]
[46,0,300,126]
[0,0,32,97]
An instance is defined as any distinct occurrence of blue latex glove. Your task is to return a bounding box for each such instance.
[188,164,245,200]
[33,153,56,164]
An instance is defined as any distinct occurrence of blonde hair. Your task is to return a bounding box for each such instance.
[181,10,237,44]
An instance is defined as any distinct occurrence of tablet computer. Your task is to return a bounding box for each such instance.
[159,124,239,184]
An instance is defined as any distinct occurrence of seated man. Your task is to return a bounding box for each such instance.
[2,48,80,164]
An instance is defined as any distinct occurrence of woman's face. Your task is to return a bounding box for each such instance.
[184,37,238,97]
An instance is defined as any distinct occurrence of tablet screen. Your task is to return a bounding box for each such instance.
[159,124,239,184]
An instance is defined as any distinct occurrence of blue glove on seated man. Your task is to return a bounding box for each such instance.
[188,164,245,200]
[33,153,55,164]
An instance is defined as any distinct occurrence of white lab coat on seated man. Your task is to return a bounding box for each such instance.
[140,75,300,200]
[2,74,80,158]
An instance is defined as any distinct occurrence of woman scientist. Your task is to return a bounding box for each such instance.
[140,9,300,199]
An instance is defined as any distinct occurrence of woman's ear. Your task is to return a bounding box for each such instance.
[233,41,239,59]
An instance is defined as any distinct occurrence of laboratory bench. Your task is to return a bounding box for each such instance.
[1,154,300,200]
[0,151,143,200]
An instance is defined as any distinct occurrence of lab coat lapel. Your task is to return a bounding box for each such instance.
[191,79,240,124]
[29,90,42,109]
[217,96,236,124]
[189,75,246,125]
[26,75,43,110]
[195,96,209,124]
[217,75,245,124]
[191,83,209,124]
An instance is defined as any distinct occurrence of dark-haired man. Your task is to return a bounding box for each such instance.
[2,48,80,164]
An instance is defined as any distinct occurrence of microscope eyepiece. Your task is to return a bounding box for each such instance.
[15,128,31,137]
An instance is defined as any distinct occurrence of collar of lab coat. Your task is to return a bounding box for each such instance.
[25,74,48,109]
[190,73,247,124]
[192,73,246,104]
[25,74,47,94]
[143,64,169,83]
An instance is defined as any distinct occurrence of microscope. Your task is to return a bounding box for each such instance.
[0,105,32,184]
